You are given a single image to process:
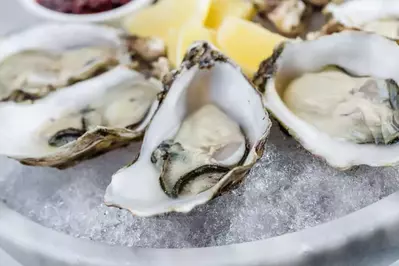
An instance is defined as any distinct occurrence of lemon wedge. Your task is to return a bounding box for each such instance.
[205,0,255,29]
[124,0,212,43]
[168,24,216,67]
[217,17,287,77]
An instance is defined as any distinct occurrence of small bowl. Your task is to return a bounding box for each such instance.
[18,0,154,24]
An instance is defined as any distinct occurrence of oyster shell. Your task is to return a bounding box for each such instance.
[105,42,271,216]
[0,66,162,168]
[313,0,399,39]
[303,0,331,6]
[256,0,313,37]
[254,31,399,168]
[0,24,168,102]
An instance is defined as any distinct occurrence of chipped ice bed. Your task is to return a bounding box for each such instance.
[1,124,399,249]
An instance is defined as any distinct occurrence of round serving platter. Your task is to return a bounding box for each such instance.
[2,1,399,266]
[2,193,399,266]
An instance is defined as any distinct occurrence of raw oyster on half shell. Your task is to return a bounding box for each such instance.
[0,23,168,102]
[105,42,271,216]
[0,66,162,168]
[254,31,399,168]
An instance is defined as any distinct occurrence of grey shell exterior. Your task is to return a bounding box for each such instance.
[19,127,144,169]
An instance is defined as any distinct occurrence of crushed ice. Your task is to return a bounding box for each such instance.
[1,124,399,248]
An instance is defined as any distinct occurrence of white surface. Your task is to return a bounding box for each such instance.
[0,1,42,35]
[0,248,22,266]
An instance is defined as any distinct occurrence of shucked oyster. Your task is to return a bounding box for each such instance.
[0,23,167,102]
[285,67,399,145]
[0,48,118,102]
[105,42,271,216]
[0,24,125,102]
[0,66,162,168]
[153,104,248,198]
[311,0,399,39]
[254,31,399,168]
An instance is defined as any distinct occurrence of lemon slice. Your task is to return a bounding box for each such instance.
[217,17,287,77]
[168,24,216,67]
[124,0,212,43]
[167,29,179,67]
[205,0,255,29]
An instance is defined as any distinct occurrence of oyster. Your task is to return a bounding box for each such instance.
[0,24,167,102]
[0,66,162,168]
[105,42,271,216]
[254,31,399,168]
[124,35,170,80]
[315,0,399,39]
[255,0,313,37]
[303,0,330,6]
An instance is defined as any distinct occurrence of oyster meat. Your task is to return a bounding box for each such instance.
[318,0,399,39]
[0,66,162,168]
[105,42,271,216]
[255,31,399,168]
[0,23,167,102]
[0,48,118,102]
[152,104,248,198]
[284,67,399,145]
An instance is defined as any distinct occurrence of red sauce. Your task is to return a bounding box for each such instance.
[36,0,132,14]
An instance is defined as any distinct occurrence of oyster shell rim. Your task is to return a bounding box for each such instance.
[18,127,143,169]
[323,0,399,28]
[310,0,399,40]
[303,0,331,7]
[305,19,361,40]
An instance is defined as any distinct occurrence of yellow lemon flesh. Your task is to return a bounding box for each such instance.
[167,29,179,67]
[169,25,216,67]
[124,0,212,43]
[205,0,255,29]
[217,17,287,77]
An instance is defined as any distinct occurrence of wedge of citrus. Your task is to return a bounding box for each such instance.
[168,24,216,67]
[205,0,255,29]
[123,0,212,43]
[167,28,179,67]
[217,16,287,77]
